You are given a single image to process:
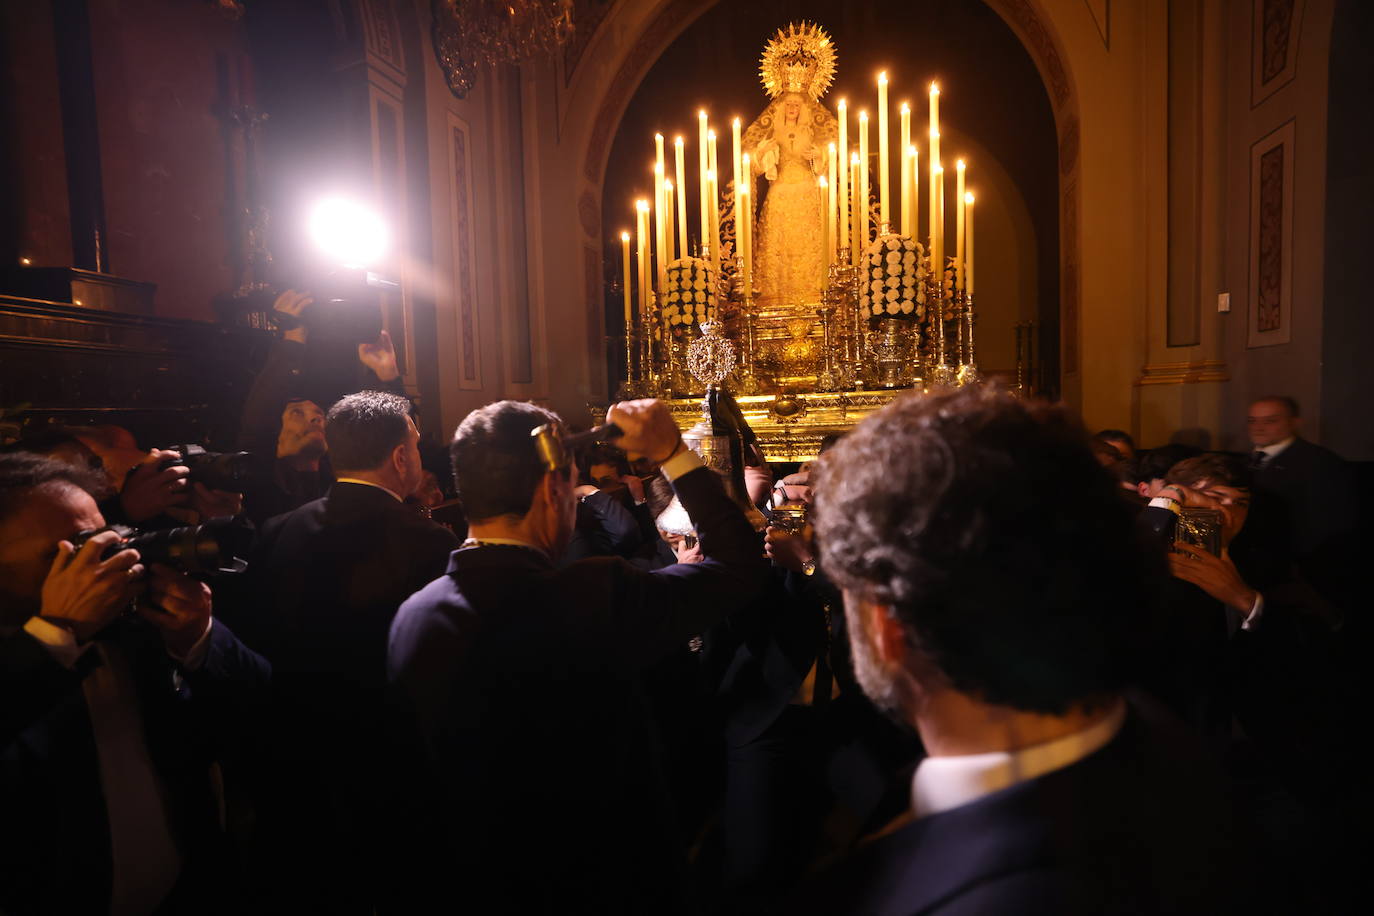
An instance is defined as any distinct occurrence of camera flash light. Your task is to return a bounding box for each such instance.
[308,197,389,269]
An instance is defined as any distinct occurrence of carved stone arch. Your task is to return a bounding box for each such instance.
[577,0,1084,386]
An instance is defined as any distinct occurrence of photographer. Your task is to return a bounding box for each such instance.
[0,453,269,915]
[237,288,405,524]
[5,425,244,527]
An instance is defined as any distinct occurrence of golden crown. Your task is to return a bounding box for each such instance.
[759,21,837,102]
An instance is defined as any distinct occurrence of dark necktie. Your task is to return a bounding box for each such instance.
[1249,450,1268,470]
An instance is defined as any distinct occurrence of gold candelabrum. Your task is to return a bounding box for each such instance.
[618,240,980,460]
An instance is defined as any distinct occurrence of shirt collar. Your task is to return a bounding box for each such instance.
[1257,436,1295,459]
[334,477,403,502]
[910,699,1127,819]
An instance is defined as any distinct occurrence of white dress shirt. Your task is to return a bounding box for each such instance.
[910,700,1127,819]
[1253,436,1296,466]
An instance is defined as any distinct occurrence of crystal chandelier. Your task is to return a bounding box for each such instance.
[432,0,575,98]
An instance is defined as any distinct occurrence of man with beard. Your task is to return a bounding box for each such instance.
[801,386,1243,914]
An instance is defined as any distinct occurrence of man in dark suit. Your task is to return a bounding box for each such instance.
[1245,396,1357,616]
[0,452,270,915]
[801,387,1241,914]
[386,398,769,914]
[223,389,459,912]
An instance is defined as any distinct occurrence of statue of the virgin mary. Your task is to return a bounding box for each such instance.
[742,23,839,311]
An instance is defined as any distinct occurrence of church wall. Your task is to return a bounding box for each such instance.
[1216,0,1336,451]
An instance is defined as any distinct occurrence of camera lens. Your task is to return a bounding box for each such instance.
[124,517,254,577]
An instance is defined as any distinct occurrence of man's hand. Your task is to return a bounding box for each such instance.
[39,533,143,642]
[765,524,815,574]
[1169,544,1258,614]
[606,399,683,468]
[120,450,190,523]
[273,289,313,344]
[357,328,400,382]
[137,564,212,661]
[621,474,647,505]
[189,482,243,520]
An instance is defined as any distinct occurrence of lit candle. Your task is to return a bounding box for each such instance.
[899,103,911,237]
[620,230,632,326]
[877,72,890,229]
[933,164,944,289]
[818,176,830,269]
[739,182,751,294]
[664,179,676,261]
[851,153,862,262]
[837,99,848,257]
[707,168,720,278]
[928,82,941,250]
[910,145,920,237]
[698,110,709,256]
[827,170,837,268]
[858,110,869,250]
[654,141,667,293]
[955,159,966,289]
[965,192,975,298]
[741,151,753,292]
[636,199,649,320]
[732,117,742,205]
[827,143,838,261]
[674,136,688,260]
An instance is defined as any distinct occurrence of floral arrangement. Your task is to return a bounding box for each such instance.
[662,257,718,329]
[860,234,927,319]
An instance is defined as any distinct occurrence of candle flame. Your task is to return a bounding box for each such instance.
[655,132,663,141]
[733,116,740,127]
[965,192,975,204]
[838,97,847,107]
[900,102,910,113]
[636,199,648,211]
[675,135,684,145]
[851,153,860,164]
[909,145,918,154]
[708,129,716,140]
[930,82,940,93]
[934,165,944,174]
[957,159,966,169]
[931,128,941,139]
[878,71,887,83]
[706,169,715,179]
[828,142,836,152]
[742,152,750,165]
[818,176,828,187]
[664,179,673,190]
[621,231,630,241]
[699,109,707,118]
[859,110,868,120]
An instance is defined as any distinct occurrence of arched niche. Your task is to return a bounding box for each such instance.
[571,0,1079,398]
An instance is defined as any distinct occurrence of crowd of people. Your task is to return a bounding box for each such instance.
[1,304,1366,914]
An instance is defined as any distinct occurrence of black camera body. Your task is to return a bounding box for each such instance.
[272,269,398,345]
[72,516,255,578]
[158,445,253,493]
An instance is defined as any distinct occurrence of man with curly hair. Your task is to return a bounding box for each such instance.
[800,385,1242,914]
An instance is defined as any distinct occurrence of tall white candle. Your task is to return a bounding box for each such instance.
[851,153,862,261]
[965,192,975,298]
[707,168,720,278]
[636,199,649,320]
[877,72,890,229]
[837,99,848,256]
[698,111,709,256]
[929,83,940,251]
[828,144,838,261]
[620,231,632,326]
[900,103,911,237]
[826,169,837,268]
[674,136,687,261]
[664,179,675,261]
[933,165,944,290]
[910,145,920,239]
[741,152,753,292]
[654,153,666,294]
[732,117,742,203]
[858,110,869,251]
[955,159,966,290]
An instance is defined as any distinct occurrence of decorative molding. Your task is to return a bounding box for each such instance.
[358,0,407,86]
[578,189,601,239]
[1062,179,1080,375]
[447,113,483,389]
[1251,0,1304,107]
[994,0,1073,110]
[1247,119,1294,348]
[563,0,616,87]
[1134,359,1231,386]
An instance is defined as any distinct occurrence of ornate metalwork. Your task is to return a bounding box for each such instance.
[432,0,574,99]
[687,321,737,388]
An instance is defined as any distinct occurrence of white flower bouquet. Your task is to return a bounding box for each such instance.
[663,257,718,328]
[860,234,927,319]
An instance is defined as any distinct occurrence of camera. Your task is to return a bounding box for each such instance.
[271,269,398,345]
[72,516,255,578]
[158,444,254,493]
[763,501,809,533]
